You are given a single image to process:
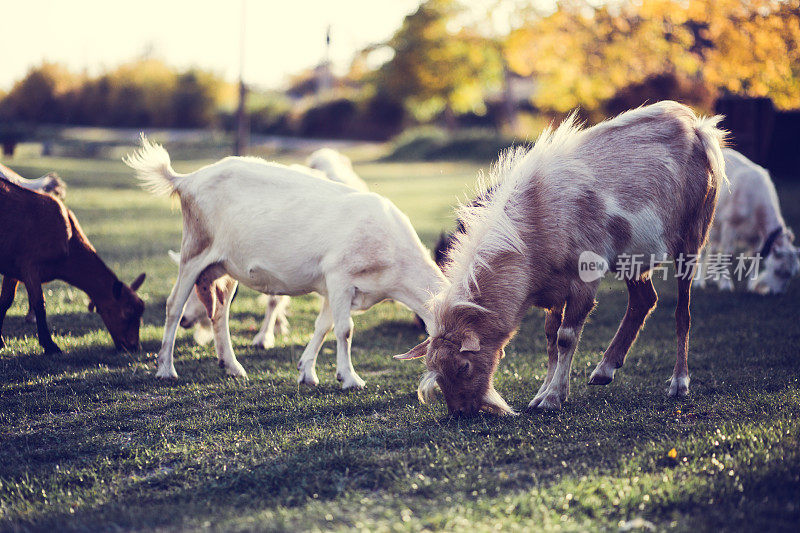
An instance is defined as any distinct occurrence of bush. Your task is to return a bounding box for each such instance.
[385,126,518,161]
[249,93,292,135]
[604,73,715,116]
[293,97,359,138]
[284,92,406,141]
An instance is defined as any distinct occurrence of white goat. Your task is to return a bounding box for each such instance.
[306,148,369,192]
[696,148,799,294]
[0,162,66,199]
[168,149,369,348]
[126,139,446,388]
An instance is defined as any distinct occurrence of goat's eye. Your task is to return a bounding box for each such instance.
[457,361,471,376]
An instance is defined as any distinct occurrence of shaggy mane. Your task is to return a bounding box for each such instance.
[435,112,585,316]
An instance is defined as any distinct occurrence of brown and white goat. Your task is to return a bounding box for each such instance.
[0,179,145,353]
[396,101,726,414]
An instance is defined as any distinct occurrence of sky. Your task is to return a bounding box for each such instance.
[0,0,424,91]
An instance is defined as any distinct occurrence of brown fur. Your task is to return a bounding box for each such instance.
[0,180,145,353]
[403,102,725,414]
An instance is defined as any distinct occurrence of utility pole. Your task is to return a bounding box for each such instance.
[234,0,249,156]
[318,24,332,98]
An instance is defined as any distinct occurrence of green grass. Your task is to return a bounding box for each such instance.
[1,153,799,532]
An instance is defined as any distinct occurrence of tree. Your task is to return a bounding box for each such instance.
[173,71,219,128]
[504,0,800,114]
[377,0,503,126]
[0,63,76,123]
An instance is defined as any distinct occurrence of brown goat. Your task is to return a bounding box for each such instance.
[0,179,146,353]
[397,101,726,415]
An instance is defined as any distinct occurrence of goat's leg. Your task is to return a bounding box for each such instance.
[210,278,246,377]
[24,306,36,323]
[589,275,658,385]
[529,283,597,410]
[23,277,61,354]
[157,255,212,378]
[0,277,19,350]
[274,296,290,336]
[252,295,287,349]
[531,306,563,403]
[693,246,708,288]
[329,286,364,390]
[668,276,692,397]
[297,298,332,386]
[714,224,736,291]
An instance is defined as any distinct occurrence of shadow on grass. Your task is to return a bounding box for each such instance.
[5,384,799,531]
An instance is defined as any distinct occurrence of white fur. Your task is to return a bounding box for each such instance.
[166,149,371,349]
[306,148,369,192]
[439,123,580,311]
[127,139,447,387]
[0,163,66,199]
[418,370,439,404]
[482,387,517,416]
[699,148,799,294]
[602,197,668,260]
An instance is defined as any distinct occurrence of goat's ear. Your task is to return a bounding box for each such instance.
[759,228,783,260]
[460,330,480,352]
[130,273,146,292]
[394,338,430,360]
[112,280,123,300]
[168,250,181,264]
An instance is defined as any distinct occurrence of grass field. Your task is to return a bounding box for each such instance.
[1,151,799,532]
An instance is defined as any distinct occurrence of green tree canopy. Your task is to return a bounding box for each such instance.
[377,0,503,123]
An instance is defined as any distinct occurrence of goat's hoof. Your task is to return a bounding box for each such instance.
[218,359,225,369]
[155,364,178,379]
[587,374,612,385]
[589,361,617,385]
[44,345,62,355]
[24,312,36,324]
[251,333,275,350]
[529,392,562,410]
[297,369,319,386]
[667,375,690,398]
[339,373,366,390]
[224,362,247,378]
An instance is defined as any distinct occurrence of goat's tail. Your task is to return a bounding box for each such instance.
[694,115,728,190]
[124,135,181,197]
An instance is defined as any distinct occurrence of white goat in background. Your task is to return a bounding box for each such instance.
[307,148,369,192]
[127,140,446,388]
[696,148,799,294]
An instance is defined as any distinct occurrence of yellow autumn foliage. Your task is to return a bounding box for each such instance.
[504,0,800,112]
